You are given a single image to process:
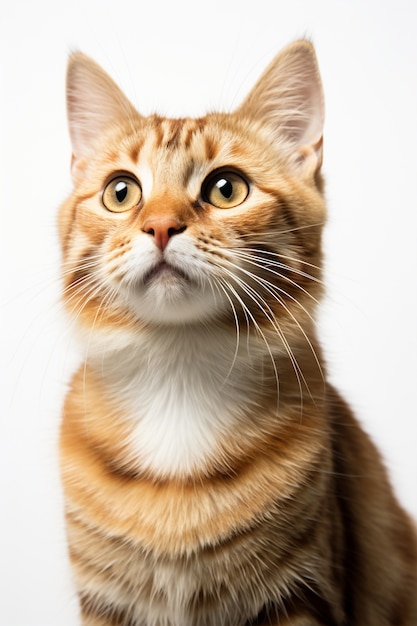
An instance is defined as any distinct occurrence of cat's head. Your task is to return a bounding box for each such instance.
[59,40,325,348]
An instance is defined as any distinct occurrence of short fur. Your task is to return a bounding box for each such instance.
[59,41,417,625]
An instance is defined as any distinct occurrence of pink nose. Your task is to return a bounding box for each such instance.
[142,218,186,251]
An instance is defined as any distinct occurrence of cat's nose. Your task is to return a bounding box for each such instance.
[142,217,186,252]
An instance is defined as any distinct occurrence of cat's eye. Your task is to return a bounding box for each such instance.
[102,176,142,213]
[202,171,249,209]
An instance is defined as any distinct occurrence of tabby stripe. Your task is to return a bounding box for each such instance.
[128,139,144,165]
[66,248,98,289]
[164,118,186,150]
[150,114,164,148]
[279,198,305,249]
[182,159,196,188]
[61,200,77,256]
[204,134,217,160]
[183,120,200,148]
[61,189,97,254]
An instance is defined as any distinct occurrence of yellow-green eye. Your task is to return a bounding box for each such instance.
[203,171,249,209]
[102,176,142,213]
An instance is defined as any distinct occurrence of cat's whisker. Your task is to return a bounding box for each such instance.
[267,252,324,275]
[221,275,255,357]
[64,275,111,332]
[220,265,307,403]
[222,251,326,389]
[225,252,322,336]
[205,277,222,315]
[60,251,105,268]
[247,273,325,391]
[74,283,128,426]
[61,257,103,291]
[217,274,281,410]
[83,284,121,367]
[60,263,103,283]
[220,264,314,409]
[234,249,324,288]
[63,275,102,311]
[233,244,325,275]
[238,222,325,238]
[236,264,321,326]
[244,254,323,285]
[220,254,309,332]
[211,278,241,386]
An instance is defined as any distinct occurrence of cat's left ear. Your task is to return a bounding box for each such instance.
[66,53,139,179]
[237,40,324,179]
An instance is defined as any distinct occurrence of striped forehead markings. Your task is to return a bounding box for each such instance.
[126,116,223,198]
[163,118,186,150]
[149,116,209,151]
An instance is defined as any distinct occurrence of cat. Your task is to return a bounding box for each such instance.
[59,40,417,626]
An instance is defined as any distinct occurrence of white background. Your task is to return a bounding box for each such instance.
[1,1,416,624]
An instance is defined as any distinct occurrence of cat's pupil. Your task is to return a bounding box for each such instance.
[216,178,233,199]
[115,181,128,203]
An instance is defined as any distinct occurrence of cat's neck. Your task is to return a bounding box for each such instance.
[90,322,273,387]
[87,323,287,479]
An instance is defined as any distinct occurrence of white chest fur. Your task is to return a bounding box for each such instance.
[94,325,262,479]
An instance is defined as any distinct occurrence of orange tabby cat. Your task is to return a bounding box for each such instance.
[59,41,417,626]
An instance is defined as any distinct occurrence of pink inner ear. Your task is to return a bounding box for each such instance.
[70,153,87,179]
[66,52,138,166]
[236,40,324,160]
[295,136,324,178]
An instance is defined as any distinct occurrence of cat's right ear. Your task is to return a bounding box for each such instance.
[237,40,324,180]
[66,53,138,179]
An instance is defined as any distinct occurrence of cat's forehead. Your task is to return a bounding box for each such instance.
[105,112,262,197]
[138,115,221,177]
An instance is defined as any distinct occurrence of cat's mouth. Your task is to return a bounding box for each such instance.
[142,261,191,285]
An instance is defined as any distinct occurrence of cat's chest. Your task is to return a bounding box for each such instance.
[98,328,261,479]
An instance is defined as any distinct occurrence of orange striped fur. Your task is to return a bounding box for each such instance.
[59,41,417,625]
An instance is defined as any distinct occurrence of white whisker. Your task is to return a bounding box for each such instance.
[238,222,325,238]
[232,252,323,305]
[217,274,281,412]
[228,251,320,328]
[238,264,325,392]
[218,256,320,406]
[211,278,241,386]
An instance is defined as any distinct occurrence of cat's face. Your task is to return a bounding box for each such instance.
[59,42,326,346]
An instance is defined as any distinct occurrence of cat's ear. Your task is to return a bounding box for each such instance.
[66,53,138,177]
[237,40,324,178]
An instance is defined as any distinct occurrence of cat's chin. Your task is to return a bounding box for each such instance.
[142,260,190,286]
[125,274,222,325]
